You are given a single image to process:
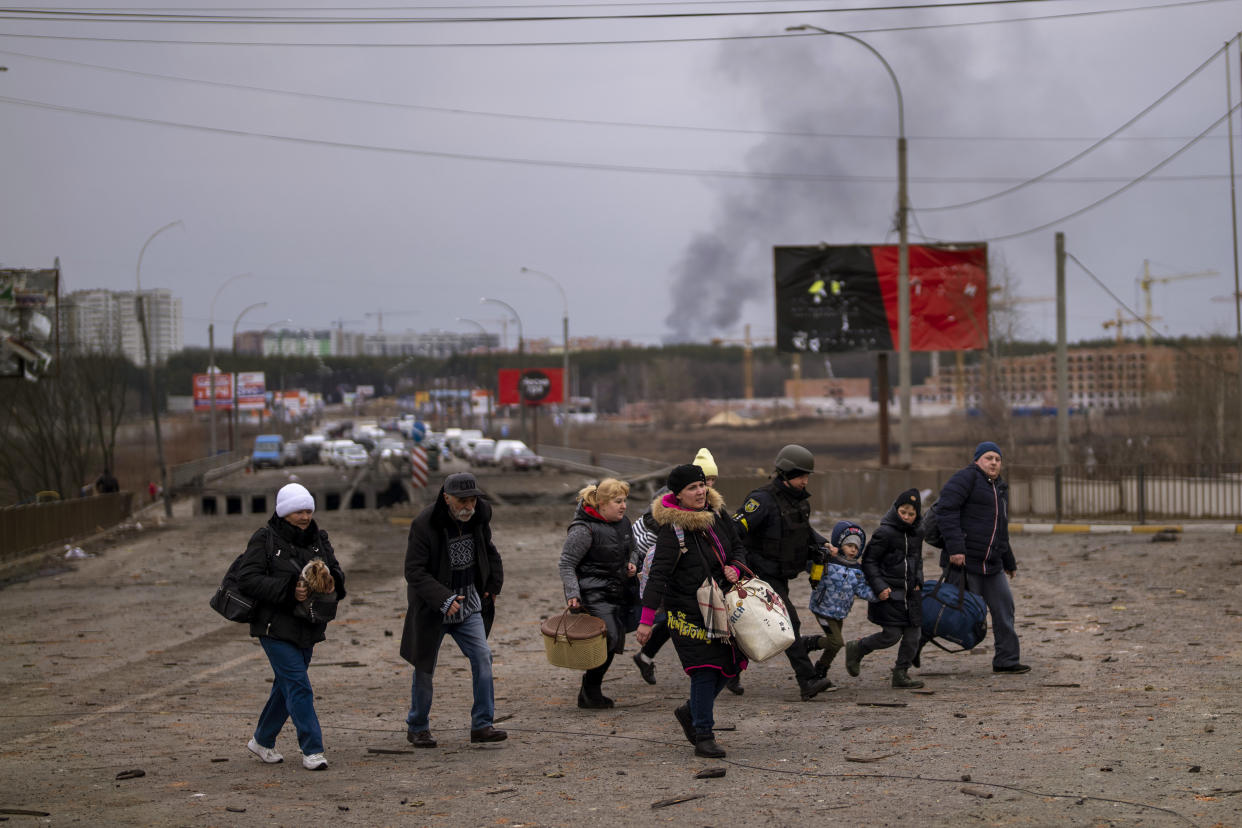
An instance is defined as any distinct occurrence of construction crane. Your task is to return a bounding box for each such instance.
[1137,259,1217,346]
[364,309,420,333]
[710,323,774,400]
[1101,308,1157,344]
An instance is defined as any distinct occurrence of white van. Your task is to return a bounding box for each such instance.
[492,439,528,465]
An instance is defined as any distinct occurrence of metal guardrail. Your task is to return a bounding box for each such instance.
[169,452,248,490]
[535,445,667,480]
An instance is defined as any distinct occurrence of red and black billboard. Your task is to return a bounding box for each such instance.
[497,368,564,406]
[774,243,989,354]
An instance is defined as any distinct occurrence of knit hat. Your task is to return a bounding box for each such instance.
[830,520,866,551]
[692,447,719,478]
[666,463,706,497]
[973,441,1003,461]
[892,487,922,520]
[276,483,314,517]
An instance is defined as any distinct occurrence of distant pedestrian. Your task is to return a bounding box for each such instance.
[937,441,1029,675]
[94,469,119,494]
[238,483,346,771]
[148,481,158,503]
[400,472,507,747]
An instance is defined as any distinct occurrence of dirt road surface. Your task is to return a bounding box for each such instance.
[2,465,1241,827]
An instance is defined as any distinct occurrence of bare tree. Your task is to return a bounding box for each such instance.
[0,357,100,502]
[76,354,136,475]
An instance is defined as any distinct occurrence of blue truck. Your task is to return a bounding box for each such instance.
[251,434,285,469]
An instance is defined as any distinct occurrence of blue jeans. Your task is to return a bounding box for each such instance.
[688,668,729,737]
[406,612,494,732]
[255,637,322,755]
[964,570,1021,668]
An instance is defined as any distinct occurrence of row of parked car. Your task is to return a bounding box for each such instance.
[439,429,542,470]
[252,420,542,474]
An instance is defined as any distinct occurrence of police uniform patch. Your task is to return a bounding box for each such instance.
[743,498,759,513]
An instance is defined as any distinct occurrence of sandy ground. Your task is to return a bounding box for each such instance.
[2,460,1241,827]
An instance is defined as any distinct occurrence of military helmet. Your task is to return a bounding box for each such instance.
[774,444,815,475]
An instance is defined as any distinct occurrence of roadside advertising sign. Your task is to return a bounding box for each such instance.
[236,371,266,410]
[193,372,234,410]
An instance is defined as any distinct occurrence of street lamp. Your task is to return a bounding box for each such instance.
[456,316,492,354]
[208,273,251,458]
[457,317,494,429]
[520,266,571,448]
[228,301,266,452]
[786,24,912,466]
[481,297,526,443]
[135,219,182,518]
[232,301,267,357]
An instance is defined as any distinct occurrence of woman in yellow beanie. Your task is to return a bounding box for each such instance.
[692,448,718,482]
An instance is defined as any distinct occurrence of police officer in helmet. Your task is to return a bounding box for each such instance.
[732,444,834,700]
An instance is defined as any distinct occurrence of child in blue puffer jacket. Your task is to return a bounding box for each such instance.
[805,521,877,684]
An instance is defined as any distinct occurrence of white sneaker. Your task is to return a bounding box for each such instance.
[246,738,283,764]
[301,752,328,771]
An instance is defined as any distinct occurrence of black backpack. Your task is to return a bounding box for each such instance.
[210,529,273,622]
[920,500,945,549]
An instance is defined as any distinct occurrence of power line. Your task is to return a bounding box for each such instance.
[0,0,1233,46]
[1067,251,1234,378]
[918,41,1229,212]
[919,99,1242,243]
[0,92,1233,185]
[0,45,1232,145]
[0,0,1145,25]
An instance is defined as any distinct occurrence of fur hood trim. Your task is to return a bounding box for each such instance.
[650,487,726,532]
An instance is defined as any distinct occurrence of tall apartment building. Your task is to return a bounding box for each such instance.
[62,288,183,365]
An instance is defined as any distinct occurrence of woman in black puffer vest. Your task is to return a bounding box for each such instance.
[237,483,346,771]
[558,478,637,708]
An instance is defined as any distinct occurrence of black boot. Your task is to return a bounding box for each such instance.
[799,675,834,701]
[694,734,726,758]
[891,668,925,689]
[578,684,615,709]
[673,703,696,744]
[724,674,744,695]
[801,634,827,652]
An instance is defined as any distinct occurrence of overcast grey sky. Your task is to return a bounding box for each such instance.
[2,0,1240,351]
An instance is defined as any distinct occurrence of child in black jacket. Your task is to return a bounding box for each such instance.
[844,488,926,689]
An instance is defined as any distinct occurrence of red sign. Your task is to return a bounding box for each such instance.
[775,243,989,353]
[497,368,564,406]
[193,372,234,410]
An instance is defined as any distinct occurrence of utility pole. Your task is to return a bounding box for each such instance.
[1055,233,1069,468]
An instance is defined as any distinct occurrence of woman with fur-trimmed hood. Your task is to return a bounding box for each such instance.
[636,464,747,759]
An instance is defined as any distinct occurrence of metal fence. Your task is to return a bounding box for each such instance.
[1,491,134,560]
[1006,463,1242,522]
[561,450,1242,524]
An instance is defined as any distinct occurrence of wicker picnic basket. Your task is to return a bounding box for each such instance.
[541,609,608,670]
